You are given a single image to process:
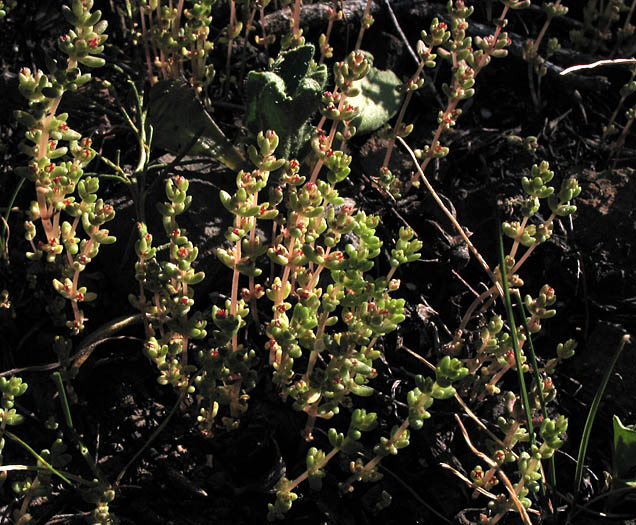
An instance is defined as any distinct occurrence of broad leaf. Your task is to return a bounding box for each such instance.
[245,44,328,159]
[348,62,403,135]
[613,414,636,483]
[147,80,247,171]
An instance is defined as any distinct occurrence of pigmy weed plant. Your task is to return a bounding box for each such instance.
[1,0,635,523]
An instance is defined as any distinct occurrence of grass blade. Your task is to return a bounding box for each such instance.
[514,291,558,493]
[574,333,631,494]
[497,224,535,448]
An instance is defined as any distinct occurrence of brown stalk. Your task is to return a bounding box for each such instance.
[454,415,532,525]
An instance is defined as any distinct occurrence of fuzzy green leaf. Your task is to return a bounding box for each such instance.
[348,62,403,135]
[244,45,327,159]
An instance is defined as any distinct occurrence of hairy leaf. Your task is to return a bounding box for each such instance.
[348,62,403,135]
[245,44,328,159]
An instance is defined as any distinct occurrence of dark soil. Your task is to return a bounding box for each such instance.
[1,1,636,524]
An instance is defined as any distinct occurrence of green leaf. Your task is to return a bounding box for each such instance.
[244,45,327,159]
[613,415,636,482]
[147,80,247,171]
[348,61,403,135]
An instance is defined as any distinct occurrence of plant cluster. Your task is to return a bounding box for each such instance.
[130,0,218,90]
[0,0,15,18]
[1,0,634,523]
[571,0,636,53]
[13,0,109,334]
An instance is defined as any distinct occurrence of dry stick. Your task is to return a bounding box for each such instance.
[153,3,170,80]
[560,57,636,76]
[407,94,460,190]
[382,0,419,66]
[455,210,555,347]
[143,5,164,81]
[471,421,522,500]
[71,314,145,370]
[398,137,497,287]
[454,415,533,525]
[440,462,499,500]
[0,314,144,379]
[400,345,517,458]
[451,268,480,297]
[457,285,497,337]
[400,135,512,349]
